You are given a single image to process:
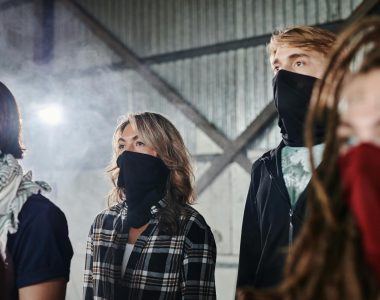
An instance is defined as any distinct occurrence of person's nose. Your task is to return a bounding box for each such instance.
[274,64,292,75]
[279,63,293,72]
[125,142,134,152]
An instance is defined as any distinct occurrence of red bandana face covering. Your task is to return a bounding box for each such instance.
[339,143,380,284]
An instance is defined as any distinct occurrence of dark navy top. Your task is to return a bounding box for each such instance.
[6,193,73,299]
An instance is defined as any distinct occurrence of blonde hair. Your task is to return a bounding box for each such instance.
[107,112,195,231]
[268,25,336,61]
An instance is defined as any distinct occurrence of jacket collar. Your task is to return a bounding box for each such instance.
[263,141,293,204]
[263,141,286,179]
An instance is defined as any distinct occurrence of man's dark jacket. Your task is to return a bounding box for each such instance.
[237,141,307,288]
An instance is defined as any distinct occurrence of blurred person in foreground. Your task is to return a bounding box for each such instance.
[0,82,73,300]
[238,16,380,300]
[83,112,216,299]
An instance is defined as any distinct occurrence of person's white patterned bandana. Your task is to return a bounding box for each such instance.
[0,152,51,260]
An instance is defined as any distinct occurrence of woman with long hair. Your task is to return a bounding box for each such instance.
[83,112,216,299]
[237,16,380,300]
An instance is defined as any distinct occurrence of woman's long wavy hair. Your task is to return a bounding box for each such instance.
[238,17,380,300]
[107,112,195,234]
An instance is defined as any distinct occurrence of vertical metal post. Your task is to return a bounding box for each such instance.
[34,0,55,64]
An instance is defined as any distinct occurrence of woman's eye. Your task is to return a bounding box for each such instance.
[136,141,145,147]
[295,61,305,67]
[118,144,125,150]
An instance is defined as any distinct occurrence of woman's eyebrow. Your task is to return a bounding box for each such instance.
[118,135,139,143]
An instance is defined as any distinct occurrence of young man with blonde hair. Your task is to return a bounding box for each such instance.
[237,26,336,289]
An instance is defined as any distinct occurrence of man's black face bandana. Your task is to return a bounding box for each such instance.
[272,69,325,147]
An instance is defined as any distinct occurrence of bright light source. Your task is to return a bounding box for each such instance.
[37,105,63,125]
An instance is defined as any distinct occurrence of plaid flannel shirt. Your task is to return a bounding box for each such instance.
[83,199,217,299]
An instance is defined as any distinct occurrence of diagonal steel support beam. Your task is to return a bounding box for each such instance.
[345,0,380,23]
[197,101,276,194]
[63,0,252,172]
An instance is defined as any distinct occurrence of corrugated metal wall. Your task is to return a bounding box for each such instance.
[0,2,365,299]
[74,0,362,145]
[77,0,361,56]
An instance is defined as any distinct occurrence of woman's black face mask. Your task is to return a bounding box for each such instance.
[117,151,170,228]
[272,69,325,147]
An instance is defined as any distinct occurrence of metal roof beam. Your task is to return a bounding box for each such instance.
[0,0,31,11]
[141,20,344,65]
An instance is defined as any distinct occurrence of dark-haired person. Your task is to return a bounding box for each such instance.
[238,17,380,300]
[83,112,217,299]
[0,82,73,300]
[237,26,336,289]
